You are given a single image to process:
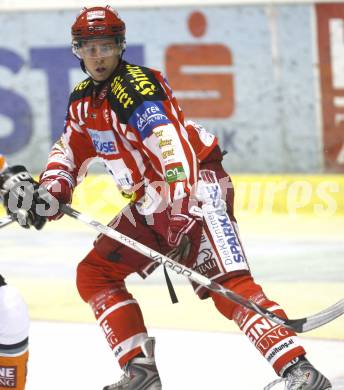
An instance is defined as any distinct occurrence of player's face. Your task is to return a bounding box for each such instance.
[80,38,121,81]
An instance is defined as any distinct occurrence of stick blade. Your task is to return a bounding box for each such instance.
[287,299,344,333]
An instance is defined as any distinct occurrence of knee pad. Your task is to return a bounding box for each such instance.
[76,248,134,303]
[76,248,104,303]
[89,286,148,368]
[211,274,264,320]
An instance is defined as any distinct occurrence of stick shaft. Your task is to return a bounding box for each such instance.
[60,204,344,333]
[0,215,14,229]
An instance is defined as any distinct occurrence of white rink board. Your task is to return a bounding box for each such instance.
[0,0,341,11]
[26,321,344,390]
[0,5,322,173]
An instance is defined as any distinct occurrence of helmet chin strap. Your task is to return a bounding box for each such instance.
[80,59,88,75]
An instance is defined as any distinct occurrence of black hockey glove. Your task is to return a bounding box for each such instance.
[0,165,50,230]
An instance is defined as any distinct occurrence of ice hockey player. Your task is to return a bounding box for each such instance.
[0,156,30,390]
[0,275,29,390]
[0,7,332,390]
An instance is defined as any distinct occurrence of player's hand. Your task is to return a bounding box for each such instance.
[39,170,74,221]
[167,197,202,264]
[0,165,47,230]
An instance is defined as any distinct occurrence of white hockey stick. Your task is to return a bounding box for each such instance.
[0,214,14,229]
[61,204,344,333]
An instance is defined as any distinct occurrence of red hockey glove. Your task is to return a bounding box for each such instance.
[39,169,74,221]
[167,197,203,265]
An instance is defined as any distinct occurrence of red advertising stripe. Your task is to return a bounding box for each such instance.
[316,3,344,172]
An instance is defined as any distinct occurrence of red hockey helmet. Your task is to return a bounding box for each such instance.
[72,6,126,58]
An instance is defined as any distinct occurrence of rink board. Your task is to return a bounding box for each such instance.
[69,174,344,216]
[1,174,343,340]
[10,278,344,340]
[1,174,344,217]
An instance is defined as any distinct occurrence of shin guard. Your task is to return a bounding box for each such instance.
[89,286,148,368]
[212,276,306,374]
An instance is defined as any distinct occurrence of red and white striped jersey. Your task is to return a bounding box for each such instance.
[42,61,218,208]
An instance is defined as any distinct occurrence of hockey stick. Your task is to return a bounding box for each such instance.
[0,214,14,229]
[60,204,344,333]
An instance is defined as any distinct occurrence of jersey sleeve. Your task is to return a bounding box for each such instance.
[41,97,96,188]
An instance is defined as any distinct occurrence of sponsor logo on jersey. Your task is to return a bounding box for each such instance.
[165,164,186,183]
[87,129,118,155]
[100,319,119,350]
[74,80,91,91]
[114,346,123,358]
[117,174,136,201]
[129,101,170,139]
[162,149,174,159]
[195,249,217,275]
[0,366,17,388]
[153,129,164,138]
[117,174,134,189]
[159,139,172,148]
[111,75,135,109]
[217,216,245,263]
[126,64,158,96]
[198,170,222,209]
[243,317,297,361]
[204,206,247,268]
[265,338,295,362]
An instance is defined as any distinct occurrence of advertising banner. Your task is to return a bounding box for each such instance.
[316,3,344,172]
[0,5,337,172]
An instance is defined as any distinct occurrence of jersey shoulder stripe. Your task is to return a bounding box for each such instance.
[69,77,93,102]
[108,61,168,124]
